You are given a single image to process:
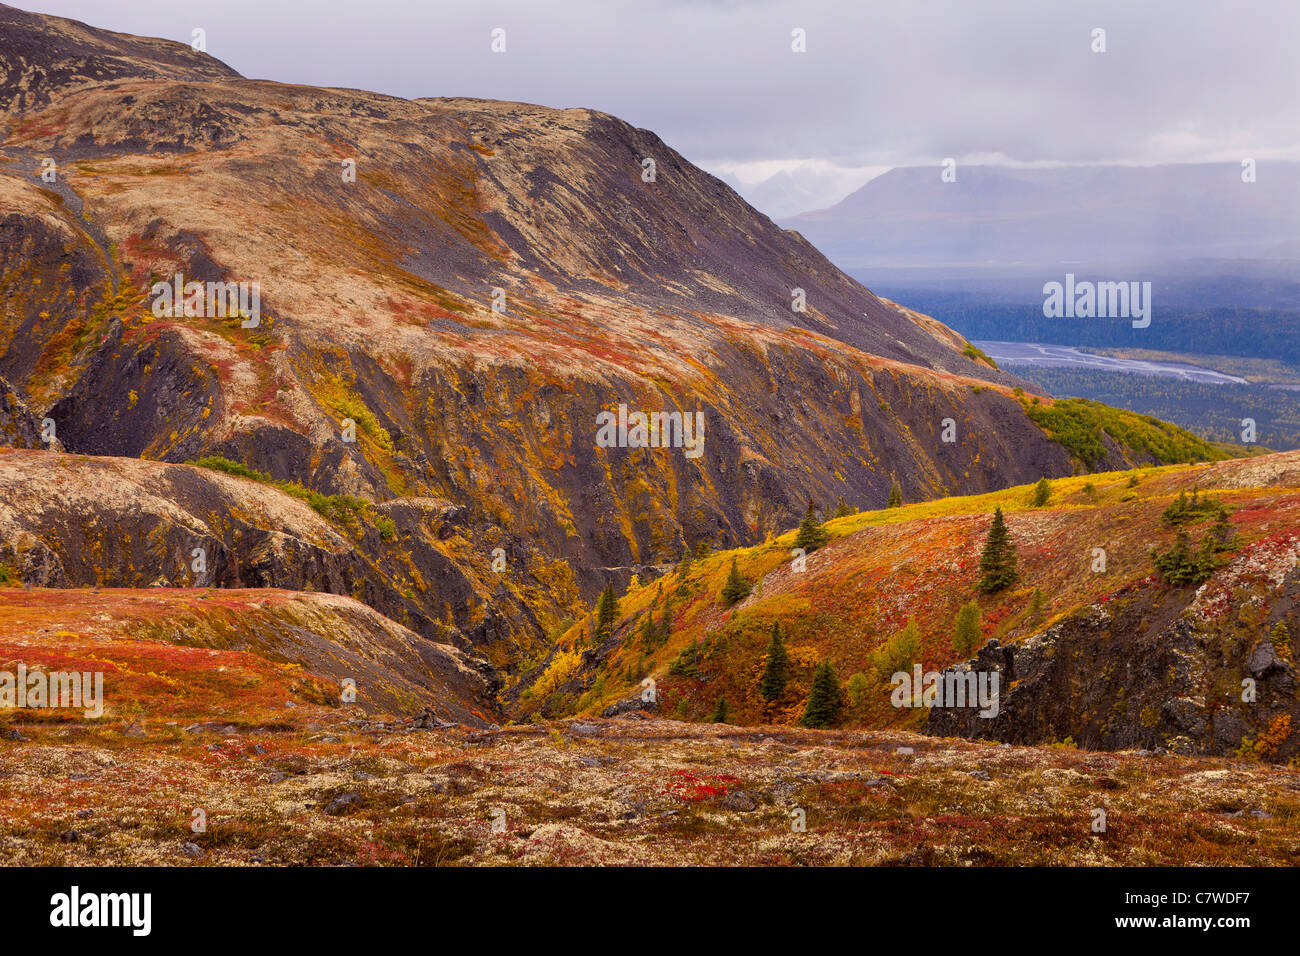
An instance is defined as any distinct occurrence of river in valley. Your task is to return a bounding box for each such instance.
[972,341,1249,384]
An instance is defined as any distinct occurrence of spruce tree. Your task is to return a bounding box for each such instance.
[720,557,752,606]
[977,507,1018,593]
[710,697,729,723]
[887,481,902,508]
[639,607,658,652]
[1152,529,1218,586]
[759,622,789,701]
[1028,587,1046,625]
[668,639,700,678]
[1195,532,1219,580]
[793,499,829,552]
[1209,508,1235,551]
[594,582,619,643]
[801,659,843,728]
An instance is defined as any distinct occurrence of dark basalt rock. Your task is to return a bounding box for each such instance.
[928,579,1300,760]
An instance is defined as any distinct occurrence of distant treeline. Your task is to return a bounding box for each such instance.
[875,291,1300,364]
[1007,367,1300,451]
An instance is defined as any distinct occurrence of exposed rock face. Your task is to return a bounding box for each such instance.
[602,695,656,718]
[0,3,239,113]
[0,374,47,446]
[928,554,1300,760]
[0,448,573,661]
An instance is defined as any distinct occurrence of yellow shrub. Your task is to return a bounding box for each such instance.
[531,649,581,699]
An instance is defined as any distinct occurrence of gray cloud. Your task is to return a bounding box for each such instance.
[22,0,1300,172]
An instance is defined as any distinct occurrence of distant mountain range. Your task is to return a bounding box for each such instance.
[716,165,883,220]
[782,162,1300,275]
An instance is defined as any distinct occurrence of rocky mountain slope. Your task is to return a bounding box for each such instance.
[0,2,239,113]
[535,450,1300,763]
[0,447,578,665]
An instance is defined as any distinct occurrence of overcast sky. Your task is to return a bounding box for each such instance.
[22,0,1300,209]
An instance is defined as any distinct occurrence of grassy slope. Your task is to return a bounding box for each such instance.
[0,587,498,726]
[530,452,1300,729]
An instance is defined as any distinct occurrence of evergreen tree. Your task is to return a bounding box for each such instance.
[1031,477,1051,507]
[1153,529,1193,583]
[793,499,830,552]
[1162,486,1223,526]
[674,548,695,598]
[1151,529,1218,586]
[952,600,982,656]
[801,660,843,728]
[1209,508,1236,551]
[1195,533,1220,578]
[833,497,855,518]
[639,607,658,652]
[759,622,789,701]
[668,639,700,678]
[594,582,619,643]
[1028,587,1046,626]
[1163,490,1190,524]
[710,697,729,723]
[977,507,1018,593]
[887,481,902,508]
[720,557,752,606]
